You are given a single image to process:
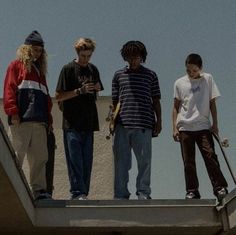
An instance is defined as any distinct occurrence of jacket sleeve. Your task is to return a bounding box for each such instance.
[3,62,20,116]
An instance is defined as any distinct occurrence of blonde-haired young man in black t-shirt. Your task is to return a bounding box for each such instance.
[55,38,103,200]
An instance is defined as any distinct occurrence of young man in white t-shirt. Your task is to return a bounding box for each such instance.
[172,53,228,202]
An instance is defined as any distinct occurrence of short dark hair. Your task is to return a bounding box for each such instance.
[185,53,203,68]
[121,40,147,62]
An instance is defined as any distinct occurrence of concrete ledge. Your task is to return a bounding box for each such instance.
[36,198,217,208]
[35,199,220,229]
[218,188,236,232]
[0,120,34,228]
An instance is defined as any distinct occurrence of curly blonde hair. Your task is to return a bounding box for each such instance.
[16,44,47,76]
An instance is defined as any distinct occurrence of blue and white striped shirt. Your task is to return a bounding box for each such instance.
[112,65,161,129]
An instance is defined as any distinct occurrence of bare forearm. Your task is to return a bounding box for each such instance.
[210,99,219,135]
[152,98,162,135]
[55,90,78,102]
[172,107,178,132]
[172,99,180,130]
[153,98,162,122]
[172,98,181,141]
[56,81,97,102]
[210,99,218,127]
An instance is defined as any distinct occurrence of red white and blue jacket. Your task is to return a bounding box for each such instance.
[3,59,52,126]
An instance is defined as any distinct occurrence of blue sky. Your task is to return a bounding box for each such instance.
[1,0,236,199]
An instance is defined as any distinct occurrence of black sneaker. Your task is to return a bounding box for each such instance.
[215,188,228,202]
[185,190,201,199]
[34,189,52,200]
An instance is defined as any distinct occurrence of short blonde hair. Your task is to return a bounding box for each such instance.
[74,38,96,54]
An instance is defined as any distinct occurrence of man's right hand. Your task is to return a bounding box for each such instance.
[80,82,95,94]
[173,129,180,142]
[11,114,20,125]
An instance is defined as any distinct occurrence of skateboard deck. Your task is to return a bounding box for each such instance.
[212,132,236,185]
[106,102,120,139]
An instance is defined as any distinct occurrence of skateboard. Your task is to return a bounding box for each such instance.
[105,102,120,140]
[212,132,236,185]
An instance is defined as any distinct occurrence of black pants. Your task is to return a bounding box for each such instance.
[179,130,228,194]
[46,131,56,195]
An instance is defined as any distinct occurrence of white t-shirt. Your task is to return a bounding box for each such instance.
[173,72,220,131]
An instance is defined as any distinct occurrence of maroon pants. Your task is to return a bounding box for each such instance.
[179,130,228,194]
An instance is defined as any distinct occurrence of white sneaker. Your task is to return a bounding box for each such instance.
[137,193,151,200]
[72,194,87,200]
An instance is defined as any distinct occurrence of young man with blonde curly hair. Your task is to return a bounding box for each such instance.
[56,38,103,200]
[3,30,53,200]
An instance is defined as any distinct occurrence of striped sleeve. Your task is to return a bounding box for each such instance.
[151,72,161,99]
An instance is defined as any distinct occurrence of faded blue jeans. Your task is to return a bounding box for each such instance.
[113,124,152,199]
[63,129,94,197]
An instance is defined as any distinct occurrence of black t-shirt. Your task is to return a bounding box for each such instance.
[56,60,104,131]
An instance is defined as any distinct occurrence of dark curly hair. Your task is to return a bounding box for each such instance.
[121,40,147,62]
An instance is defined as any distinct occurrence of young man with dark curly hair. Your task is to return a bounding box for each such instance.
[112,40,162,200]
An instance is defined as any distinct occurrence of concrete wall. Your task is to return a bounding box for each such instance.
[0,97,113,200]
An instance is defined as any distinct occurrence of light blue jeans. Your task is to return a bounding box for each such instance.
[113,124,152,199]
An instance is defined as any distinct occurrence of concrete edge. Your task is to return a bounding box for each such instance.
[0,120,35,224]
